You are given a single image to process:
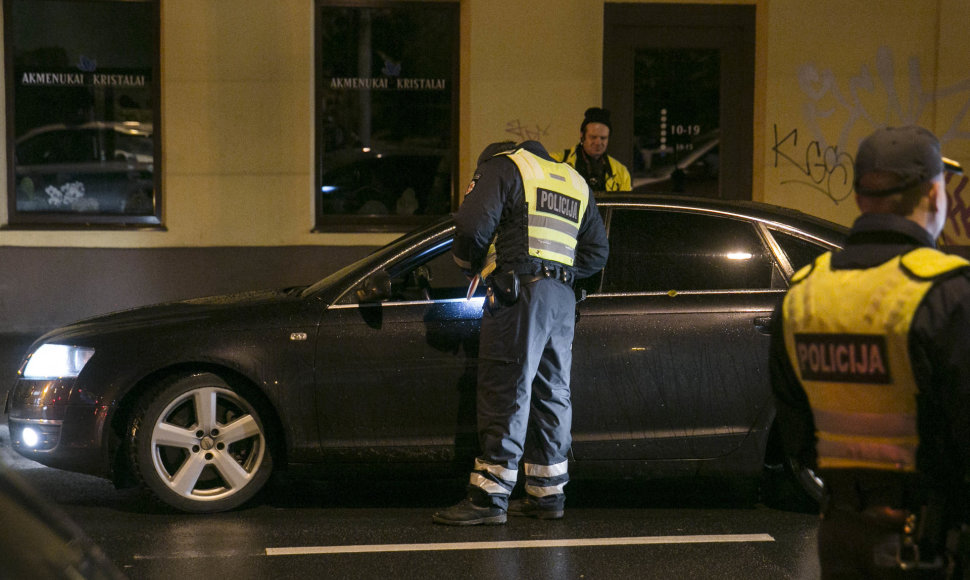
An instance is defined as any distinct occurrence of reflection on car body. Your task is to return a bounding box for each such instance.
[4,195,847,513]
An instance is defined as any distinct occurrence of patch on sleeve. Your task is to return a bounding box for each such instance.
[464,173,481,197]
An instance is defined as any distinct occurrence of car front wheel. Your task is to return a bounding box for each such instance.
[129,372,273,513]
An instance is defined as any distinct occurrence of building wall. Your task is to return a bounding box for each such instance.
[763,0,970,230]
[1,0,969,334]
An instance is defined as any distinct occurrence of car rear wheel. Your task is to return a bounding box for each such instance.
[129,372,273,513]
[762,422,824,513]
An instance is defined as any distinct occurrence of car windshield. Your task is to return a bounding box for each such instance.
[301,215,455,298]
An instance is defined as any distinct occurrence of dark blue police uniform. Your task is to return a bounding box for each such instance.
[433,140,608,525]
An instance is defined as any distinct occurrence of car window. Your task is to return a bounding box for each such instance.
[350,239,482,304]
[770,229,830,272]
[600,208,775,293]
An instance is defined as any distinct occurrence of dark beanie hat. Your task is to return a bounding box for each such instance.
[853,125,943,196]
[581,107,612,132]
[476,141,517,167]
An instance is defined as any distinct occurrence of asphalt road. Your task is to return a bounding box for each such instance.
[0,422,822,580]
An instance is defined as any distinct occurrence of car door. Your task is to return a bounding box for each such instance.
[570,207,784,461]
[314,236,485,462]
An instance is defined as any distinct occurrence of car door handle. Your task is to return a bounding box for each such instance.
[753,316,772,335]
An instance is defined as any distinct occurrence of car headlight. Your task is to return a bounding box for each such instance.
[21,344,95,379]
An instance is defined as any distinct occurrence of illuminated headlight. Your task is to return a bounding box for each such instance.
[21,344,95,379]
[22,427,40,448]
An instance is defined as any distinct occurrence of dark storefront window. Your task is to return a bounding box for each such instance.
[4,0,161,228]
[632,49,720,196]
[315,1,459,231]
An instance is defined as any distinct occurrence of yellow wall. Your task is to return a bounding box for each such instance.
[2,0,969,248]
[763,0,970,231]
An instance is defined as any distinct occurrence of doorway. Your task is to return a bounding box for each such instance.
[604,4,755,199]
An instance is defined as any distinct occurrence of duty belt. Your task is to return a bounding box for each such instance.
[517,264,574,286]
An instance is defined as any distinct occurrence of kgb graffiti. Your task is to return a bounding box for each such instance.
[772,125,854,204]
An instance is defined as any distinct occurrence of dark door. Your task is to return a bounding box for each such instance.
[315,241,483,462]
[604,4,755,199]
[570,207,783,460]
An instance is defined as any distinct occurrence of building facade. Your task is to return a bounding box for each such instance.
[1,0,968,334]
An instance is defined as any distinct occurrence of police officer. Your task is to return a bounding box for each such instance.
[432,140,609,525]
[771,125,970,578]
[553,107,632,194]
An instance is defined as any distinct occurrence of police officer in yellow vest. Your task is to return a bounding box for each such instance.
[552,107,632,194]
[433,140,609,525]
[771,126,970,578]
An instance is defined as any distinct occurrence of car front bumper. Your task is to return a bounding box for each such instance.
[6,378,111,477]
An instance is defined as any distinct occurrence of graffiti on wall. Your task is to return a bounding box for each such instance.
[943,172,970,247]
[772,125,855,204]
[776,46,970,244]
[505,119,551,142]
[794,46,970,154]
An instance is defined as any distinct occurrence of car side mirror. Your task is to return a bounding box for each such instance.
[356,271,392,303]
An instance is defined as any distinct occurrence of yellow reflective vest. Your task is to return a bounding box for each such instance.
[481,148,591,278]
[551,148,632,193]
[782,248,969,472]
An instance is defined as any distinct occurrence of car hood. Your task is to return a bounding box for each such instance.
[35,287,305,345]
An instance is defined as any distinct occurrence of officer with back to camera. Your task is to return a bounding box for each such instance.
[432,139,609,525]
[771,125,970,578]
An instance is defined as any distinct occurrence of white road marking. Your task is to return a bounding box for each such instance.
[266,533,775,556]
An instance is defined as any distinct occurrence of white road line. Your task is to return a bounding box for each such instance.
[266,533,775,556]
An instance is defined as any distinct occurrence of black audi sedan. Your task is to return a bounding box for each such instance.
[4,195,847,513]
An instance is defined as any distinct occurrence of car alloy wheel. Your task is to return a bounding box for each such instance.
[130,372,273,513]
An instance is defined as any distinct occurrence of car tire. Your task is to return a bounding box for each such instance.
[762,423,823,514]
[129,372,273,513]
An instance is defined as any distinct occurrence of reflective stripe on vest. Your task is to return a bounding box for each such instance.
[507,148,590,266]
[782,249,968,472]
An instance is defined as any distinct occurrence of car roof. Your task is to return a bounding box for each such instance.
[595,193,848,238]
[16,121,153,143]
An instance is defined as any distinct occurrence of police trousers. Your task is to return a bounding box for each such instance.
[468,276,576,510]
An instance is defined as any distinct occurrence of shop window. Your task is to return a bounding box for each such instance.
[315,1,459,232]
[4,0,161,228]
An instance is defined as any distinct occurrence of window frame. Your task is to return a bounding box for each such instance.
[313,0,460,233]
[3,0,163,230]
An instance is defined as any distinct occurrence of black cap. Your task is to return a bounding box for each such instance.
[853,125,943,195]
[476,141,517,167]
[581,107,612,133]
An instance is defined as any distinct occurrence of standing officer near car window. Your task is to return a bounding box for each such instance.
[553,107,632,194]
[771,125,970,578]
[433,139,609,525]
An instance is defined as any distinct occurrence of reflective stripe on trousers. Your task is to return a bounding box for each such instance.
[469,458,517,497]
[524,460,569,498]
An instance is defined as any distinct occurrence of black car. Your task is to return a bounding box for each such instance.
[3,195,847,513]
